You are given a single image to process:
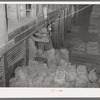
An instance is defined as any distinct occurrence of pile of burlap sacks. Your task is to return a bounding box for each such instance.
[9,47,100,88]
[88,5,100,35]
[70,38,100,55]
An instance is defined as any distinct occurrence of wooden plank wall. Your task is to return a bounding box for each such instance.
[52,7,67,49]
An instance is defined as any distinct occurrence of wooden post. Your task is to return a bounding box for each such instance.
[61,9,65,48]
[53,19,59,49]
[7,4,18,22]
[4,53,9,87]
[0,4,8,87]
[0,4,8,46]
[24,38,29,66]
[37,4,43,17]
[18,4,26,20]
[67,5,72,33]
[31,4,36,20]
[64,5,68,34]
[57,9,65,49]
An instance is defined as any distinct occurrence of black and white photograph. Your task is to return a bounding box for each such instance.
[0,3,100,88]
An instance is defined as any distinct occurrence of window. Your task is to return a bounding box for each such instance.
[26,4,31,18]
[26,4,31,10]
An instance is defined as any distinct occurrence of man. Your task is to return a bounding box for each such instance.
[32,27,56,63]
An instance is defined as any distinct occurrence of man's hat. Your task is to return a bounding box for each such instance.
[39,28,48,34]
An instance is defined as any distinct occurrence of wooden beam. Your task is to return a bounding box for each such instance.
[24,38,29,66]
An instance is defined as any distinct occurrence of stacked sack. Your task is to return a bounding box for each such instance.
[88,5,100,35]
[9,48,100,88]
[70,38,100,55]
[86,42,100,55]
[88,25,100,34]
[70,38,86,52]
[10,61,55,87]
[54,63,100,88]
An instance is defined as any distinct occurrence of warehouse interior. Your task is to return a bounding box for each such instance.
[0,4,100,87]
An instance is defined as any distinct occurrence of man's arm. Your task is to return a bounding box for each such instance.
[35,32,43,37]
[31,36,49,43]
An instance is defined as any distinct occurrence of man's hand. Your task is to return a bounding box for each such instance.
[35,32,43,37]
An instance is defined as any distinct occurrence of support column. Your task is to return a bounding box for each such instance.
[0,4,8,87]
[18,4,26,20]
[37,4,43,17]
[0,4,8,47]
[7,4,18,22]
[31,4,36,20]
